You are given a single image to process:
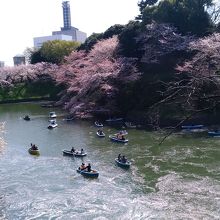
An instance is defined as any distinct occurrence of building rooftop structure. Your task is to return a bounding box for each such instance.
[33,1,87,48]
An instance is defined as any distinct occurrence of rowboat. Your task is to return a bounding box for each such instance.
[73,151,87,157]
[77,168,99,178]
[23,115,30,121]
[49,112,57,118]
[115,158,131,168]
[28,148,40,156]
[96,131,105,137]
[106,118,123,123]
[48,120,58,129]
[109,135,128,143]
[62,150,73,156]
[125,122,136,128]
[208,131,220,137]
[181,125,204,129]
[63,117,74,121]
[95,121,103,127]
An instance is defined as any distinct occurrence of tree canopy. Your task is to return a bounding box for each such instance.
[30,40,80,64]
[78,24,125,52]
[139,0,215,35]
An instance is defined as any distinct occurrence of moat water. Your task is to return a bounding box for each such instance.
[0,103,219,219]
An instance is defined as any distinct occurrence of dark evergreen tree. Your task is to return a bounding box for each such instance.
[136,0,158,20]
[141,0,215,36]
[78,33,103,52]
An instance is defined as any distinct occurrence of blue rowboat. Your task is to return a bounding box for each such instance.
[208,131,220,137]
[106,118,123,123]
[115,158,131,168]
[181,125,204,129]
[109,135,128,143]
[77,168,99,178]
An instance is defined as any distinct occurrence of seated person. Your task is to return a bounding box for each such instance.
[121,155,127,163]
[117,134,122,139]
[71,147,75,153]
[81,148,84,154]
[121,135,125,140]
[86,163,91,172]
[80,163,86,170]
[32,144,38,150]
[118,154,122,161]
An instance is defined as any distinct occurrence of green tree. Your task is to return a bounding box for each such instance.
[102,24,125,39]
[79,25,125,52]
[40,40,80,64]
[118,21,142,58]
[30,40,80,64]
[78,33,103,51]
[141,0,214,36]
[30,49,45,64]
[136,0,159,20]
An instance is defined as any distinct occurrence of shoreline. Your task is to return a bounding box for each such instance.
[0,97,55,105]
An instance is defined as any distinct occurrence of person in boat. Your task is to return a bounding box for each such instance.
[24,115,30,120]
[32,144,38,150]
[98,129,103,135]
[71,147,75,153]
[117,133,122,139]
[118,154,122,161]
[121,135,125,140]
[79,163,86,170]
[81,148,84,154]
[86,163,91,172]
[121,155,127,163]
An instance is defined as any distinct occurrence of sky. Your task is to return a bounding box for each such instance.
[0,0,140,66]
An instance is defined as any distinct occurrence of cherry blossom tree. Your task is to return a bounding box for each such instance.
[0,63,58,87]
[55,36,140,118]
[148,32,220,138]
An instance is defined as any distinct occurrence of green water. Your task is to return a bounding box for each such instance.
[0,103,219,219]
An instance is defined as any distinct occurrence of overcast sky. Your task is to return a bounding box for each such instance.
[0,0,139,66]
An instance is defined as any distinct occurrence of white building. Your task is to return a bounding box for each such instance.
[34,34,73,48]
